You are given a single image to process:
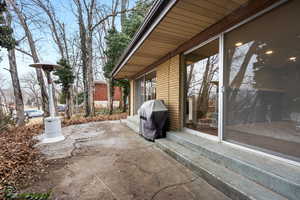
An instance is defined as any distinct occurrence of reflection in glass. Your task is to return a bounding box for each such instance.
[134,71,157,113]
[135,77,144,114]
[224,1,300,161]
[185,39,219,135]
[145,71,156,101]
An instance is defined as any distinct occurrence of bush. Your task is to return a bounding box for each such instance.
[0,114,15,133]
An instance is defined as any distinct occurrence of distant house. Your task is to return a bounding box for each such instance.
[94,80,122,108]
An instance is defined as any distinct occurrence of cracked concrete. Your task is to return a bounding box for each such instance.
[27,120,230,200]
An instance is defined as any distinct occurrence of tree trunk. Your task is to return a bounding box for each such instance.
[197,57,211,118]
[4,10,25,126]
[87,33,95,116]
[107,78,114,115]
[75,0,95,117]
[229,41,258,104]
[8,49,25,126]
[65,88,71,119]
[87,0,96,117]
[52,82,58,115]
[187,63,194,90]
[230,42,258,89]
[69,86,74,117]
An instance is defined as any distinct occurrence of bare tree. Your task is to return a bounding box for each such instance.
[3,10,25,125]
[72,0,96,117]
[32,0,76,118]
[21,71,41,109]
[195,55,218,118]
[73,0,133,116]
[68,35,82,113]
[6,0,50,116]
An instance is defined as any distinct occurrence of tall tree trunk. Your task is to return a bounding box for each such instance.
[75,0,95,117]
[8,0,49,116]
[87,32,95,116]
[78,12,89,116]
[197,57,211,118]
[52,82,58,115]
[69,87,74,117]
[187,63,194,90]
[65,88,71,119]
[87,0,96,117]
[107,78,114,115]
[8,49,25,126]
[4,10,25,126]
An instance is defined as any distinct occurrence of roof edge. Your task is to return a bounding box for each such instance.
[111,0,177,78]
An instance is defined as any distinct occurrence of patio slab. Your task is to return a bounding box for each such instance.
[26,120,230,200]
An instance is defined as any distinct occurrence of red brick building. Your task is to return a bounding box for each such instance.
[94,80,122,108]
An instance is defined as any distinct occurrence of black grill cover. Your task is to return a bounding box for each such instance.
[138,100,168,141]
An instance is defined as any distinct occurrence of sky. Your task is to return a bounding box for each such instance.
[0,0,135,89]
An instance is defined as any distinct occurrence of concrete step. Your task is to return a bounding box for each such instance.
[156,139,288,200]
[165,131,300,200]
[121,116,139,133]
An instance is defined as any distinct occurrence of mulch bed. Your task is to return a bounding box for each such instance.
[0,113,128,191]
[62,113,127,126]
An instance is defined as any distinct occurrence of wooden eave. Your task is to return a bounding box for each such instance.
[112,0,283,79]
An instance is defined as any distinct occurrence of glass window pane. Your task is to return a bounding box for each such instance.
[135,77,144,113]
[134,71,157,114]
[185,39,219,136]
[224,1,300,161]
[145,71,156,101]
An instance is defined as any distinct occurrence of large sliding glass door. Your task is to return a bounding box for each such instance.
[223,1,300,162]
[182,0,300,162]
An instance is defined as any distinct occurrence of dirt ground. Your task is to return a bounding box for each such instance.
[24,121,230,200]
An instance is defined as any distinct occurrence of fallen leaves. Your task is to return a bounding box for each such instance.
[0,113,127,191]
[0,124,46,190]
[62,113,127,126]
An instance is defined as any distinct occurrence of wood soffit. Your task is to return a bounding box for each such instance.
[114,0,282,79]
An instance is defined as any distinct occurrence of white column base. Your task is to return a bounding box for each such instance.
[39,116,65,144]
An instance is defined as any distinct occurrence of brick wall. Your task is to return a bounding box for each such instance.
[94,83,121,101]
[156,55,181,130]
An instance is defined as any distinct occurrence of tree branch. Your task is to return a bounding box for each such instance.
[3,68,12,73]
[15,47,33,58]
[91,8,134,31]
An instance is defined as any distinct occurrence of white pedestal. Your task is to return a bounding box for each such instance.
[40,117,65,143]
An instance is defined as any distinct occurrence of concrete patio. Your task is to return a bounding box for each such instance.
[27,120,230,200]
